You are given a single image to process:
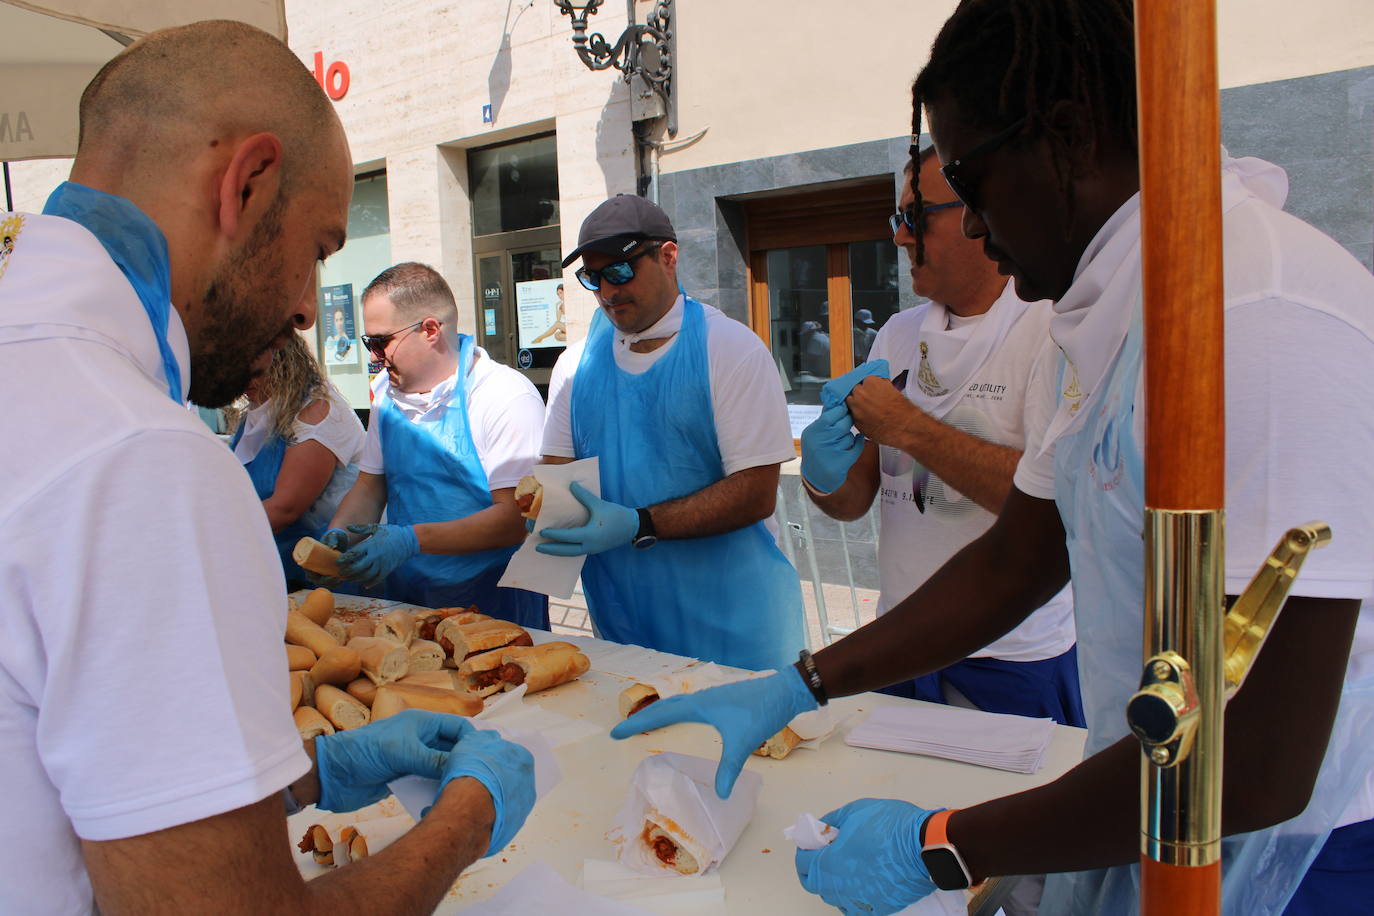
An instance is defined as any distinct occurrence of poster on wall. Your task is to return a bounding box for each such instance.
[515,278,566,349]
[320,283,359,367]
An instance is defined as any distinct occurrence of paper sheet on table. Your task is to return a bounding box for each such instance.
[845,704,1054,774]
[583,859,726,915]
[609,752,762,876]
[476,682,601,748]
[498,458,600,599]
[388,708,561,821]
[462,861,656,916]
[784,813,972,916]
[590,642,703,682]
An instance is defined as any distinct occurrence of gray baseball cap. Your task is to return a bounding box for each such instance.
[561,194,677,268]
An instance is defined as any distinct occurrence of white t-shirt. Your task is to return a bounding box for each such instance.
[870,300,1075,662]
[234,385,365,468]
[1013,180,1374,827]
[542,296,796,477]
[360,347,544,490]
[0,213,307,913]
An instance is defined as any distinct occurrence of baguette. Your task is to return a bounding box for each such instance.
[514,475,543,521]
[347,636,409,684]
[398,670,464,690]
[323,616,348,644]
[345,676,378,707]
[618,683,660,719]
[499,642,589,694]
[293,705,335,740]
[315,684,370,730]
[299,587,335,626]
[432,613,494,652]
[297,823,334,865]
[346,618,376,641]
[293,537,342,577]
[415,606,480,642]
[437,619,532,660]
[310,646,362,686]
[457,648,510,698]
[407,639,444,673]
[377,608,415,646]
[290,670,303,710]
[291,670,316,710]
[286,645,317,671]
[753,725,804,760]
[285,610,339,658]
[371,683,484,721]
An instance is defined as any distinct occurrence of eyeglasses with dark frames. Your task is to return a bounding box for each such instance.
[889,200,964,236]
[939,115,1030,211]
[575,242,664,292]
[361,319,426,359]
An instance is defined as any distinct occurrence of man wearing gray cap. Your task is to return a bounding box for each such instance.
[538,195,806,671]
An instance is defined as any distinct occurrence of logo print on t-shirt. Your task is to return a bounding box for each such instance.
[0,213,24,283]
[1063,360,1083,413]
[916,341,950,397]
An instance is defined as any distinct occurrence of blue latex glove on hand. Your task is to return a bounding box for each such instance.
[434,719,537,857]
[610,667,817,798]
[800,402,865,494]
[314,709,466,812]
[304,527,351,587]
[795,799,939,916]
[336,523,420,588]
[821,359,891,409]
[535,481,638,557]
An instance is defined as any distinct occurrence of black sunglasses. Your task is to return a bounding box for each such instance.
[889,200,964,236]
[939,115,1030,211]
[575,243,663,292]
[361,319,426,358]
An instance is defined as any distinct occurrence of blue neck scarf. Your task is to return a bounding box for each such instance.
[43,182,182,402]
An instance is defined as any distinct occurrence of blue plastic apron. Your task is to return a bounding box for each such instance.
[1042,310,1374,914]
[229,421,317,584]
[42,182,181,402]
[377,335,547,628]
[569,295,805,671]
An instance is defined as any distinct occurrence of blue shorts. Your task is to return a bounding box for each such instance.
[877,646,1086,727]
[1283,817,1374,915]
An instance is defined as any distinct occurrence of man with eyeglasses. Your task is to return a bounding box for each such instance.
[316,261,550,629]
[538,194,806,671]
[802,148,1084,740]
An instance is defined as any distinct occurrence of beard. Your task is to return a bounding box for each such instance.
[186,196,296,407]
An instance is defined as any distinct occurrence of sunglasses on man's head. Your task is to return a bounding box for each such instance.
[575,243,663,292]
[939,115,1030,212]
[889,200,964,236]
[361,319,426,358]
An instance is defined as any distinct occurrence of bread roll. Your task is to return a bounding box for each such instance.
[286,645,317,671]
[293,705,335,740]
[377,608,416,646]
[618,683,660,719]
[500,642,590,694]
[407,639,444,673]
[290,671,303,710]
[437,619,532,660]
[310,646,362,686]
[753,725,803,760]
[341,826,368,861]
[297,823,334,865]
[291,670,316,709]
[345,677,378,707]
[398,670,464,690]
[644,823,700,875]
[285,610,339,658]
[371,683,484,721]
[514,476,543,521]
[432,613,494,651]
[293,537,342,577]
[414,606,480,642]
[457,648,510,698]
[347,636,409,684]
[315,684,370,730]
[323,616,348,644]
[346,618,375,640]
[299,587,335,626]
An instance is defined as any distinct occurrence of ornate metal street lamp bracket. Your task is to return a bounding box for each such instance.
[554,0,675,135]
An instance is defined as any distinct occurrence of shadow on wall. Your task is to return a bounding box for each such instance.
[594,79,633,197]
[487,32,512,124]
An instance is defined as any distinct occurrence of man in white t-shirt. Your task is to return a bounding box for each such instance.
[539,195,806,671]
[320,262,549,629]
[0,22,532,914]
[803,150,1082,727]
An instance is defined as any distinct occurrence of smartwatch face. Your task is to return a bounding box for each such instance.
[921,846,971,891]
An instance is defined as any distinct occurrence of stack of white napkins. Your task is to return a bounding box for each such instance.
[845,704,1054,774]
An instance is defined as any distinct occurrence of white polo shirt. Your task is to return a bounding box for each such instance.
[0,213,308,913]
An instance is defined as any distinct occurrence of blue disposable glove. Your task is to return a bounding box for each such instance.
[795,799,939,916]
[535,481,638,557]
[314,709,466,812]
[434,719,537,857]
[304,527,351,587]
[800,402,865,494]
[335,523,420,588]
[821,358,891,409]
[610,667,817,798]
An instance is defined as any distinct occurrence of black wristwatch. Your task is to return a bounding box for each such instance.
[919,809,977,891]
[632,507,658,549]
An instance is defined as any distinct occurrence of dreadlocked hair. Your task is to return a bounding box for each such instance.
[226,333,331,441]
[909,0,1137,248]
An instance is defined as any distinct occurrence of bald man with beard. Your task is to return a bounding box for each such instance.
[0,21,533,914]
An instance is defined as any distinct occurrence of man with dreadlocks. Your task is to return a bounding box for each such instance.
[613,2,1374,913]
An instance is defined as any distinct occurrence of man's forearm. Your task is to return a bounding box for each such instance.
[888,411,1020,514]
[328,473,387,544]
[414,493,526,555]
[806,443,879,522]
[649,463,781,540]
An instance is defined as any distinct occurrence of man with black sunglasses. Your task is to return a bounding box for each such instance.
[538,195,806,671]
[315,262,549,630]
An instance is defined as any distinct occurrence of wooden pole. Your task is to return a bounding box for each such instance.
[1134,0,1226,913]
